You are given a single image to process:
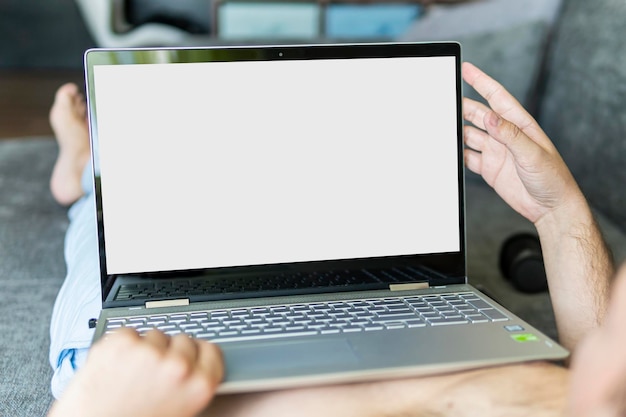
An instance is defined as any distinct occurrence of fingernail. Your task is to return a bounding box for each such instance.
[487,112,502,128]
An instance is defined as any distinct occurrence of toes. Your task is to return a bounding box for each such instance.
[53,83,79,107]
[50,82,88,138]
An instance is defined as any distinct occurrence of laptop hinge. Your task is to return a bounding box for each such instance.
[389,282,429,291]
[145,299,190,309]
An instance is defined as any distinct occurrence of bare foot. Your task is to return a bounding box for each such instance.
[50,83,91,206]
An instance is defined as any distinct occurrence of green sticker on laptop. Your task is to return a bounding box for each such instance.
[511,333,539,343]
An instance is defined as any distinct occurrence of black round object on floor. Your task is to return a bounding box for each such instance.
[499,233,548,293]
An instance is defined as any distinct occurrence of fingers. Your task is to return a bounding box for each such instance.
[158,332,223,395]
[144,328,172,351]
[482,111,539,163]
[464,124,490,152]
[464,95,539,163]
[197,341,225,387]
[463,97,491,131]
[463,124,491,177]
[463,109,541,178]
[166,334,224,409]
[107,328,223,388]
[462,62,529,124]
[462,62,545,142]
[169,333,200,365]
[464,148,482,176]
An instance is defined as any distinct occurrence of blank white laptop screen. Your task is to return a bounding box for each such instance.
[92,55,460,275]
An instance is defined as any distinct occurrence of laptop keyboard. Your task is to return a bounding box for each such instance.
[104,293,509,343]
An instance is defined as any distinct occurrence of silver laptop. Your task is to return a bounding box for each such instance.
[85,42,568,393]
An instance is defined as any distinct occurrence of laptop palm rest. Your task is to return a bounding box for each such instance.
[224,338,360,378]
[219,323,564,393]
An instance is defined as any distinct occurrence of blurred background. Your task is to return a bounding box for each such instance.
[0,0,560,139]
[1,0,94,138]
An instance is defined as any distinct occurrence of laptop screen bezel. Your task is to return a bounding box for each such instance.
[84,42,467,307]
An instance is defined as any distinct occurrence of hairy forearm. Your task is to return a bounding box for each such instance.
[535,195,614,352]
[203,363,567,417]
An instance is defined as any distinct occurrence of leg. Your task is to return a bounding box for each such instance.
[49,83,91,206]
[49,189,100,399]
[48,84,100,398]
[204,362,567,417]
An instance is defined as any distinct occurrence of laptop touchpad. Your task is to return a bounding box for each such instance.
[224,339,360,378]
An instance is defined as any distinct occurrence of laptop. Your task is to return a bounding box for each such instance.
[85,42,568,393]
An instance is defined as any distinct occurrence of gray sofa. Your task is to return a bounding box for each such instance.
[1,0,625,415]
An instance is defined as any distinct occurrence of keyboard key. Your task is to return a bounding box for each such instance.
[184,327,204,334]
[196,331,218,339]
[441,311,463,318]
[127,317,147,324]
[465,314,489,323]
[372,313,418,322]
[285,325,306,331]
[480,309,509,322]
[222,318,244,325]
[328,312,351,320]
[363,324,385,331]
[230,309,249,316]
[341,326,364,333]
[136,326,159,334]
[328,302,351,310]
[467,299,493,310]
[428,318,469,326]
[384,323,406,330]
[427,301,447,308]
[405,319,427,328]
[241,329,263,336]
[349,301,370,308]
[203,324,227,332]
[227,323,249,330]
[218,330,239,337]
[327,320,350,328]
[263,326,284,333]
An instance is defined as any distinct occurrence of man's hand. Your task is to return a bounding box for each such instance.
[462,61,584,225]
[48,328,224,417]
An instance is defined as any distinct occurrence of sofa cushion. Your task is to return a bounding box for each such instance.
[539,0,626,232]
[0,138,63,416]
[401,0,562,109]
